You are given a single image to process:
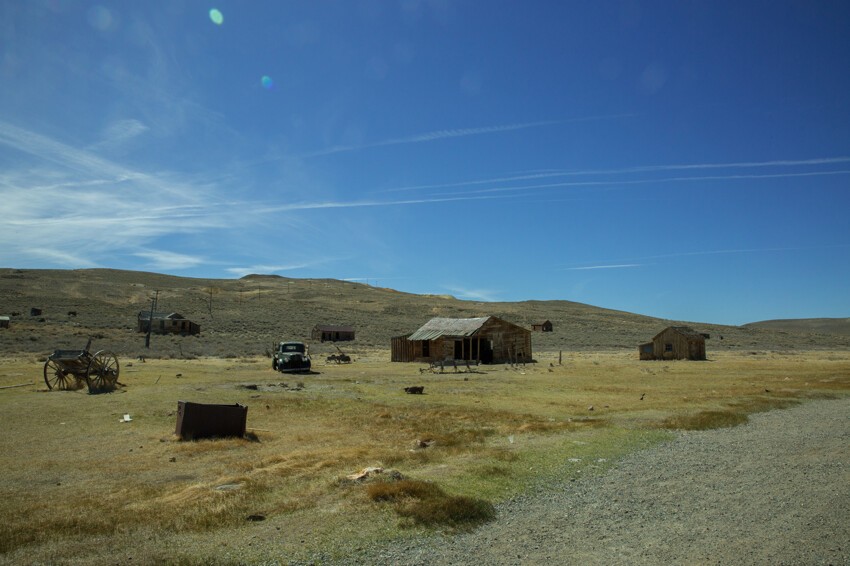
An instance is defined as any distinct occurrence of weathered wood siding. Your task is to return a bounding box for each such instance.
[651,327,705,360]
[392,317,532,364]
[312,326,355,342]
[139,317,200,336]
[479,317,532,363]
[391,335,418,362]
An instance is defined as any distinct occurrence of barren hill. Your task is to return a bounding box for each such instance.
[1,268,848,359]
[744,317,850,336]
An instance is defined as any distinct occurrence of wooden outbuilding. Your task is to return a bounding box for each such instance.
[531,320,553,332]
[137,311,200,335]
[0,316,9,329]
[640,326,706,360]
[391,316,532,364]
[311,325,355,342]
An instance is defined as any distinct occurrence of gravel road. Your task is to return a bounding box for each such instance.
[348,397,850,565]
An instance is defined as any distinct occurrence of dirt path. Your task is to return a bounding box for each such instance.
[353,397,850,565]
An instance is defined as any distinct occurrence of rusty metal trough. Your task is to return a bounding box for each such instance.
[175,401,248,440]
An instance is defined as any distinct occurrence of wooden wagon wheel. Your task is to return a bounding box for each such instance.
[43,359,74,390]
[86,351,120,392]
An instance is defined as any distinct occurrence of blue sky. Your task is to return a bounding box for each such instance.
[2,1,849,325]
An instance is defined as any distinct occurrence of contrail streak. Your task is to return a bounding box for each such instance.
[385,157,850,193]
[299,113,635,158]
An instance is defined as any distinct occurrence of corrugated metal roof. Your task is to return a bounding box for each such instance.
[408,317,491,341]
[138,311,185,320]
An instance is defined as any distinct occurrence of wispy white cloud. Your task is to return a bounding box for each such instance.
[259,192,517,214]
[225,263,316,278]
[90,119,150,150]
[385,156,850,194]
[565,264,643,270]
[23,247,99,268]
[561,244,850,270]
[299,113,634,158]
[0,121,234,267]
[443,285,500,302]
[135,250,206,270]
[427,169,850,199]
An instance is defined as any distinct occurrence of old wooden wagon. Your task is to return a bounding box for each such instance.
[43,339,120,392]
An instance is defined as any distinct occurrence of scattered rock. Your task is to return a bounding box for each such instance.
[246,514,266,521]
[345,466,403,482]
[404,386,425,394]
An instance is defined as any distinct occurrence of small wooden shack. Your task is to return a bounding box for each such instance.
[640,326,706,360]
[391,316,532,364]
[531,320,553,332]
[0,316,9,329]
[311,325,355,342]
[137,311,200,335]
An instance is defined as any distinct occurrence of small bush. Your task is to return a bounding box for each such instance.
[367,479,441,502]
[397,494,495,528]
[660,410,748,430]
[366,479,495,529]
[660,397,803,431]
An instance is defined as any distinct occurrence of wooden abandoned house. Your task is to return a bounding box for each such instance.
[0,316,9,329]
[137,311,200,335]
[639,326,707,360]
[311,324,355,342]
[391,316,532,364]
[531,320,553,332]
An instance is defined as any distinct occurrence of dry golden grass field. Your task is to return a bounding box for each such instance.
[1,349,848,565]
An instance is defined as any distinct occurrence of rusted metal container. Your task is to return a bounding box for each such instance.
[175,401,247,440]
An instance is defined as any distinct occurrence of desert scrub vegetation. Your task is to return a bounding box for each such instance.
[0,352,848,564]
[367,479,496,530]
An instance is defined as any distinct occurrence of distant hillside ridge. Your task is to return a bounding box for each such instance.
[1,268,849,357]
[744,318,850,336]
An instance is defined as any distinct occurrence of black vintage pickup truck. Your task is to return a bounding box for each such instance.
[272,341,312,373]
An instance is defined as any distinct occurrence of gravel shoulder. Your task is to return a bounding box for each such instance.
[352,397,850,565]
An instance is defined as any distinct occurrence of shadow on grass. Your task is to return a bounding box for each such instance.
[367,479,495,531]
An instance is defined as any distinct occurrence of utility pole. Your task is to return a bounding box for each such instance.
[144,289,159,349]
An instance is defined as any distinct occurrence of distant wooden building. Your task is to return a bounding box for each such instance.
[640,326,706,360]
[312,325,355,342]
[0,316,9,329]
[138,311,200,335]
[391,316,532,364]
[531,320,553,332]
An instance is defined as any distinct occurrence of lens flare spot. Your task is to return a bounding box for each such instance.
[88,5,114,31]
[261,75,274,90]
[209,8,224,25]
